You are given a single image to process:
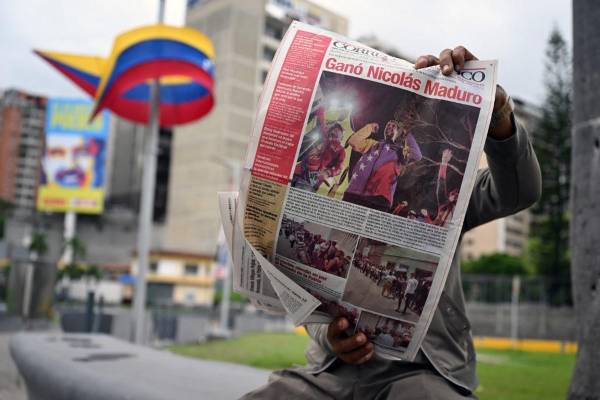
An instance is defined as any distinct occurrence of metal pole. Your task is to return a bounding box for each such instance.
[218,164,239,337]
[132,0,165,344]
[62,211,77,265]
[85,291,95,333]
[22,264,34,321]
[510,275,521,347]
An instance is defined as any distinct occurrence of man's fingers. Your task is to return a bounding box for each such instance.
[438,48,454,75]
[462,46,478,62]
[339,343,374,365]
[327,317,348,342]
[452,46,478,72]
[326,318,372,362]
[420,47,478,75]
[452,46,466,72]
[331,331,367,354]
[415,55,439,69]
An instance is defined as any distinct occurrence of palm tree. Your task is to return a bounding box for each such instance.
[64,237,86,264]
[29,231,48,260]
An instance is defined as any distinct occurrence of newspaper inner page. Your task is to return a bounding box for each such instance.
[226,21,497,361]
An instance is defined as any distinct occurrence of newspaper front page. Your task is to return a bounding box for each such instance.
[222,21,497,361]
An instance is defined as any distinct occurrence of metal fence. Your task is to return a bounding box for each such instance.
[462,274,575,341]
[462,274,572,306]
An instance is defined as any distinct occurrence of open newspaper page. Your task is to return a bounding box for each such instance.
[224,21,497,361]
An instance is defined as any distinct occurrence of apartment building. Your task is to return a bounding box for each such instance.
[0,89,47,210]
[164,0,348,254]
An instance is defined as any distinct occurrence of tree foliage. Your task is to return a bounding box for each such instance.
[462,253,529,276]
[29,231,49,257]
[529,27,572,301]
[58,263,86,281]
[64,237,86,263]
[85,265,103,281]
[0,198,14,240]
[57,237,102,281]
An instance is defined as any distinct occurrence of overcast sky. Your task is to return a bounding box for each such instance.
[0,0,571,105]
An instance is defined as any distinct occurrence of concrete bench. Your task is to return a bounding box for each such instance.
[10,333,270,400]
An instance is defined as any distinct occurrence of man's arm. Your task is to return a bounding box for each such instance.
[463,116,541,231]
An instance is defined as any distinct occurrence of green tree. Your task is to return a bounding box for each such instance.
[29,231,49,258]
[0,198,14,240]
[57,237,88,281]
[462,253,529,276]
[65,237,86,263]
[58,263,85,280]
[84,264,103,281]
[529,27,572,303]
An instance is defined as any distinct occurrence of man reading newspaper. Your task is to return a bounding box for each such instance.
[242,46,541,400]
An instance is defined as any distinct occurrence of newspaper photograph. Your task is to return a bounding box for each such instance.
[223,21,497,361]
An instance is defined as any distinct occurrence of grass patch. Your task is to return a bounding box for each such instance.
[169,332,310,370]
[476,349,575,400]
[169,333,575,399]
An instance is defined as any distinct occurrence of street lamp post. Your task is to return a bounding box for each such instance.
[213,157,240,338]
[132,0,165,345]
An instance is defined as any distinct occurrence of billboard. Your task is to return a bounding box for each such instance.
[37,98,109,214]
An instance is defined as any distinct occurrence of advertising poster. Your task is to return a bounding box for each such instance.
[37,98,109,214]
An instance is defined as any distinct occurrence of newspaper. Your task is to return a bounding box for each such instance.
[220,21,497,361]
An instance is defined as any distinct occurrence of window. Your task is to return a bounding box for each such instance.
[264,21,283,40]
[184,264,198,276]
[262,47,276,62]
[149,262,158,273]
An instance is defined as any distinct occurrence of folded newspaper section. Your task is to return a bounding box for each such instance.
[223,21,497,361]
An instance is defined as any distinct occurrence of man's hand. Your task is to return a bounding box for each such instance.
[414,46,514,139]
[414,46,477,75]
[327,317,374,365]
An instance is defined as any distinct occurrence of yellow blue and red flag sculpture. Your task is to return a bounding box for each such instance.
[35,24,215,126]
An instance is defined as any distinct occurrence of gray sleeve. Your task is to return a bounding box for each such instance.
[463,116,542,232]
[304,323,334,355]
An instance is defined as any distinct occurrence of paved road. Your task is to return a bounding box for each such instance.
[342,270,420,323]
